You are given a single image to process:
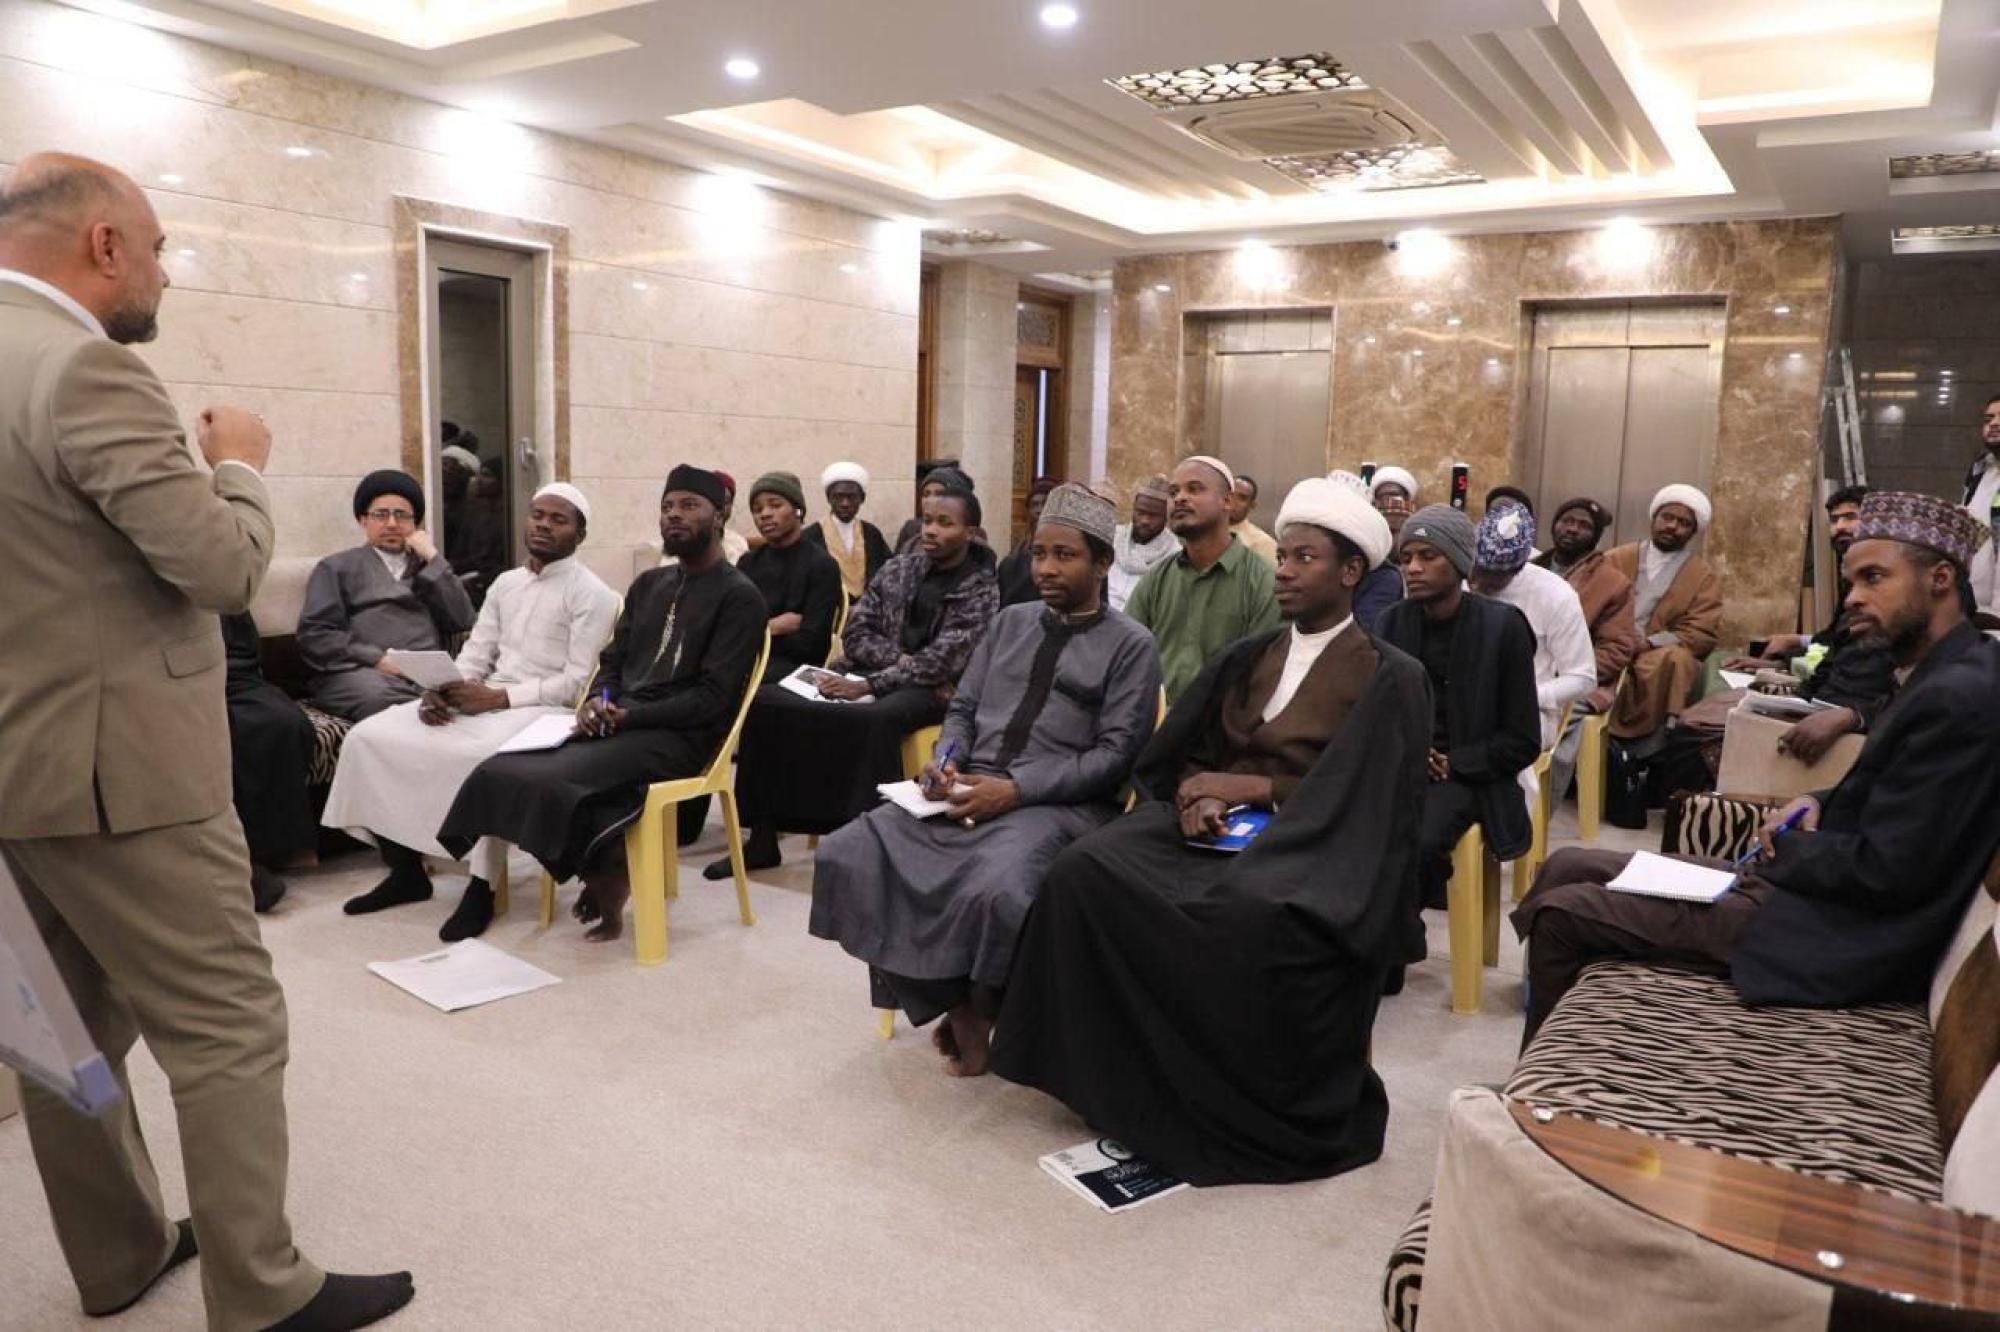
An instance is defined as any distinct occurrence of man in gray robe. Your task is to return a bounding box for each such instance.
[809,483,1162,1075]
[297,468,477,719]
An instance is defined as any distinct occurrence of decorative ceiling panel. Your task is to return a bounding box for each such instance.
[1893,223,2000,239]
[1888,152,2000,180]
[923,227,1015,247]
[1109,55,1364,110]
[1266,144,1483,192]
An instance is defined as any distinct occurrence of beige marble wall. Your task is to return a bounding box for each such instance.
[0,0,919,569]
[1065,288,1112,487]
[930,260,1019,542]
[1108,220,1841,639]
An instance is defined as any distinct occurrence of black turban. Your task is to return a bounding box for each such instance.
[353,469,425,524]
[1553,496,1611,540]
[663,464,728,510]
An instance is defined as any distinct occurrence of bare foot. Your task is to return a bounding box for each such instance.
[571,882,600,924]
[583,871,629,943]
[931,1019,959,1060]
[944,1007,993,1077]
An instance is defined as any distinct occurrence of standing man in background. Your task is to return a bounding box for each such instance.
[1961,393,2000,612]
[1108,474,1176,612]
[804,459,892,600]
[0,153,411,1330]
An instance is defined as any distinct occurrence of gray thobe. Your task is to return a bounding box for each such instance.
[297,543,477,719]
[808,602,1162,1023]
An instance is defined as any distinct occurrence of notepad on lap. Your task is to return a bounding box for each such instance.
[876,779,969,819]
[1605,851,1737,903]
[495,713,577,754]
[381,649,464,691]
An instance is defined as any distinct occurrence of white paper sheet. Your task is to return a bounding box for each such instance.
[382,649,465,691]
[367,940,561,1013]
[1740,691,1837,719]
[876,779,970,819]
[495,713,578,754]
[777,664,873,703]
[1718,669,1755,691]
[1605,850,1738,903]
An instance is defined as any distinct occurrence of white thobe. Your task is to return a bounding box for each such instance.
[322,555,619,858]
[1964,465,2000,613]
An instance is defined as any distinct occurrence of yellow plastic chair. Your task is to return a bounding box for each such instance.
[1576,711,1611,842]
[826,586,850,667]
[1513,703,1576,903]
[1447,824,1504,1016]
[537,628,772,965]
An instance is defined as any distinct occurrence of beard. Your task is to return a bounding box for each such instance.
[1858,599,1927,655]
[663,523,715,560]
[103,295,159,345]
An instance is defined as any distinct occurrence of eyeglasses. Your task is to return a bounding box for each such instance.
[365,508,415,523]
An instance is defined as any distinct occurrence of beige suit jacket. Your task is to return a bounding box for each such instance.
[0,282,274,838]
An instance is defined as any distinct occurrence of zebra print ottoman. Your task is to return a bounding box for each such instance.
[301,703,352,788]
[1381,963,1940,1332]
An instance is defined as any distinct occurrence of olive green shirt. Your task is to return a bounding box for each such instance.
[1126,533,1282,700]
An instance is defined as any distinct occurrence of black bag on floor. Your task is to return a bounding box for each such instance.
[1605,738,1650,829]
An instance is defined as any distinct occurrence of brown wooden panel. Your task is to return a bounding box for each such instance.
[1510,1100,2000,1314]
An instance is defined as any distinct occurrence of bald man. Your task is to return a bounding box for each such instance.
[0,154,412,1330]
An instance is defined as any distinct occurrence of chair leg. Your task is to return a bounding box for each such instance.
[875,1008,895,1041]
[1578,718,1606,843]
[538,871,556,928]
[719,789,756,927]
[628,801,669,966]
[1447,829,1485,1016]
[806,834,819,850]
[485,839,510,918]
[1516,771,1552,904]
[1482,853,1502,967]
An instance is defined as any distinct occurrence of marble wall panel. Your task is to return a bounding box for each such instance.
[0,0,921,563]
[1109,218,1842,640]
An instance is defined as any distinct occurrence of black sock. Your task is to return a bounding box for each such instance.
[706,829,778,879]
[266,1271,415,1332]
[251,864,289,914]
[88,1220,197,1318]
[343,842,433,915]
[438,878,494,942]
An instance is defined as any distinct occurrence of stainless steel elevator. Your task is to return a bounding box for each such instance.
[1194,309,1334,508]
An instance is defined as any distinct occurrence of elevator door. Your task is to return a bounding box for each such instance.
[1522,303,1724,550]
[1200,310,1333,512]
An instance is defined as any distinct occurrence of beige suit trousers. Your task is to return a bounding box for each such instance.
[3,809,323,1331]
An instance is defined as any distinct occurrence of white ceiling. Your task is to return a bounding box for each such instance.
[67,0,2000,275]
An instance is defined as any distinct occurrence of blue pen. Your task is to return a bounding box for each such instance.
[596,686,610,735]
[1734,805,1809,870]
[929,740,961,798]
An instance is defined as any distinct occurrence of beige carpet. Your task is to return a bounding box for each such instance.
[0,809,1654,1332]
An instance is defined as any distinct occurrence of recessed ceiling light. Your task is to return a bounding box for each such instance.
[1412,349,1426,358]
[1773,304,1792,315]
[283,145,314,158]
[1153,282,1171,293]
[724,56,760,80]
[839,262,859,274]
[1362,335,1377,344]
[1039,4,1079,29]
[1940,368,1955,376]
[631,279,649,291]
[1445,316,1462,327]
[1787,351,1803,361]
[159,173,183,186]
[1486,357,1500,367]
[350,272,367,281]
[176,248,196,258]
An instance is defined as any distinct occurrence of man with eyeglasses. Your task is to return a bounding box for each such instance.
[297,468,476,719]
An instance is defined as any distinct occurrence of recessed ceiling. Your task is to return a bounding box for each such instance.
[68,0,2000,269]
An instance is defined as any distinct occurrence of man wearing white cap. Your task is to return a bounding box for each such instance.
[1126,454,1281,700]
[1370,466,1419,539]
[1603,484,1723,744]
[325,481,620,941]
[803,459,891,599]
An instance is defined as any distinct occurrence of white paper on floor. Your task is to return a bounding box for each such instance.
[367,940,561,1013]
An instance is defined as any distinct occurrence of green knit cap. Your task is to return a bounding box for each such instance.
[749,470,807,516]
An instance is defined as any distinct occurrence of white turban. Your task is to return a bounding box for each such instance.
[820,460,869,491]
[1276,476,1394,570]
[532,481,592,525]
[1180,453,1236,493]
[1370,465,1418,502]
[1326,468,1370,496]
[1649,483,1711,530]
[441,445,480,472]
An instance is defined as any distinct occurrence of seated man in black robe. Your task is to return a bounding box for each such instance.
[222,611,317,913]
[1375,504,1542,972]
[737,470,842,676]
[991,478,1430,1187]
[709,484,1000,878]
[437,465,765,942]
[1515,492,2000,1043]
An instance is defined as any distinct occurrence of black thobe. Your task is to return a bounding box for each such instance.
[222,612,318,866]
[990,626,1432,1186]
[995,545,1040,606]
[444,493,510,604]
[1515,622,2000,1035]
[437,560,766,880]
[737,537,842,676]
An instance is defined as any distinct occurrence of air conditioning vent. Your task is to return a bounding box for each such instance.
[1167,88,1425,162]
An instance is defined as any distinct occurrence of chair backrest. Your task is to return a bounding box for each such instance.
[569,597,625,716]
[1930,849,2000,1216]
[826,586,851,667]
[704,627,773,786]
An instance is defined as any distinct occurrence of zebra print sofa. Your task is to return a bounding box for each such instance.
[1382,793,2000,1331]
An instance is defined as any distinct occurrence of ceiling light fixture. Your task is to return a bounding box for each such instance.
[176,248,196,258]
[283,145,314,158]
[1153,282,1171,293]
[1787,351,1804,361]
[1445,316,1462,327]
[350,272,367,281]
[724,56,760,80]
[1039,4,1079,30]
[159,173,183,186]
[1773,304,1792,315]
[839,262,859,274]
[1412,349,1425,358]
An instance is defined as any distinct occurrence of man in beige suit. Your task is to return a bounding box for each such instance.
[0,155,413,1330]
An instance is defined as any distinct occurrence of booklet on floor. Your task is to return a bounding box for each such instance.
[367,940,561,1013]
[1040,1138,1187,1213]
[778,664,874,703]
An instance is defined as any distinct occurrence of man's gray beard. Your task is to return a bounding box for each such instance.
[103,299,158,345]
